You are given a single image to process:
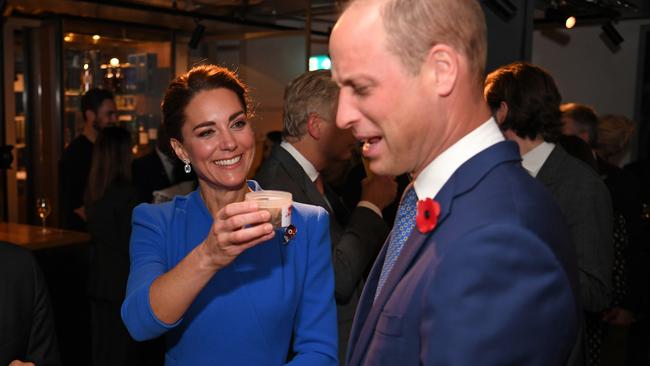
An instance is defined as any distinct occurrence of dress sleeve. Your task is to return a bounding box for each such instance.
[121,204,181,341]
[287,207,339,366]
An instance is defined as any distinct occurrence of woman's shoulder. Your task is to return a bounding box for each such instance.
[292,201,327,217]
[290,201,330,230]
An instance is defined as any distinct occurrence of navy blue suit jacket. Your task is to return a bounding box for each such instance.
[347,141,580,365]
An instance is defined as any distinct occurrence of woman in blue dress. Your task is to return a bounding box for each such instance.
[121,64,338,365]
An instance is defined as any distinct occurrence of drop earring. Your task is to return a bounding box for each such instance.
[183,160,191,174]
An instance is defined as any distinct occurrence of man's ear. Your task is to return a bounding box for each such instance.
[306,113,322,140]
[421,44,458,97]
[170,138,189,163]
[496,101,509,124]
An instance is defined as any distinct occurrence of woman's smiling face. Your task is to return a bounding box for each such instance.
[172,87,255,191]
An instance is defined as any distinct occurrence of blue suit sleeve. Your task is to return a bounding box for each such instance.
[422,224,578,366]
[287,207,339,366]
[121,204,181,341]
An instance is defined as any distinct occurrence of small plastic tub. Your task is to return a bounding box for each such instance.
[245,190,293,229]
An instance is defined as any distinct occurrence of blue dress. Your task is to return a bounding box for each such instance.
[121,181,338,365]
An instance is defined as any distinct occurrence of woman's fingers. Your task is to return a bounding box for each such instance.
[216,200,260,220]
[217,222,274,247]
[235,230,276,252]
[217,209,271,232]
[203,201,276,269]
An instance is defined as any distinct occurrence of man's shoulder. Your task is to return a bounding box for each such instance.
[546,146,607,189]
[66,134,92,151]
[61,135,93,161]
[255,157,296,186]
[0,242,36,287]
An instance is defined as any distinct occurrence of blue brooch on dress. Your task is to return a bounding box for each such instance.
[283,225,297,245]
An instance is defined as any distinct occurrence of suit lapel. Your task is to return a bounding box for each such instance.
[346,236,388,366]
[270,146,332,213]
[348,189,453,366]
[347,141,522,365]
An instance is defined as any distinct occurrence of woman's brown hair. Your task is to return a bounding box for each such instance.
[85,126,133,204]
[162,64,249,143]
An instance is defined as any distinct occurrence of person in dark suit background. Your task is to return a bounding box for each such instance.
[85,126,163,366]
[485,62,614,366]
[59,88,117,230]
[330,2,580,365]
[561,104,647,365]
[131,126,196,204]
[0,241,60,366]
[255,69,398,361]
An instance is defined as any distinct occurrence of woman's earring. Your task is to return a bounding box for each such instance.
[183,160,192,174]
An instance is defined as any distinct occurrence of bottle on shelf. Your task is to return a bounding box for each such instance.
[80,53,93,93]
[138,123,149,146]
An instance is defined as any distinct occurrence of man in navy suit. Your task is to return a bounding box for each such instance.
[329,0,580,364]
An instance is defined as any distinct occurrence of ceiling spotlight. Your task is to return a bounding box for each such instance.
[189,23,205,50]
[546,7,577,29]
[601,21,624,51]
[565,16,576,29]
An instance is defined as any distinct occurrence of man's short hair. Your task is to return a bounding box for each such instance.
[282,70,339,141]
[561,103,599,147]
[484,62,563,142]
[80,88,115,122]
[373,0,487,84]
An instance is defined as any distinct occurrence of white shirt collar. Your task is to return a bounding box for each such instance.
[521,141,555,177]
[413,118,505,200]
[280,141,320,182]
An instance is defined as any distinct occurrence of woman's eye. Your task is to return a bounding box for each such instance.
[231,120,247,129]
[198,129,214,137]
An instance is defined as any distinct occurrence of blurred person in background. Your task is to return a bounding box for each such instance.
[60,88,117,231]
[485,62,613,366]
[85,126,163,366]
[562,104,647,365]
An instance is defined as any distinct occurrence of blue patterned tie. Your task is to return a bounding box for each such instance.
[375,187,418,300]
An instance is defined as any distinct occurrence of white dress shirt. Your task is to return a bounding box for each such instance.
[281,141,382,217]
[521,141,555,178]
[413,118,505,200]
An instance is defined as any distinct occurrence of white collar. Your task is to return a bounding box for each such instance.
[280,141,320,182]
[521,141,555,177]
[413,117,505,200]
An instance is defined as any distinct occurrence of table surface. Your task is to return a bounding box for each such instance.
[0,222,90,250]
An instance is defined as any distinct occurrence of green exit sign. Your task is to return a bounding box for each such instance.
[309,55,331,71]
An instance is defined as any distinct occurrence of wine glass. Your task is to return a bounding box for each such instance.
[36,197,52,231]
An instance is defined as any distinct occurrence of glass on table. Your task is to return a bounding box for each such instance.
[36,197,52,231]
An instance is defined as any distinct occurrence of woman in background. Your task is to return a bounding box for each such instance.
[85,126,162,366]
[121,65,338,365]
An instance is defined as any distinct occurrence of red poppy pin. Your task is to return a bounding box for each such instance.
[283,224,297,245]
[416,198,440,234]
